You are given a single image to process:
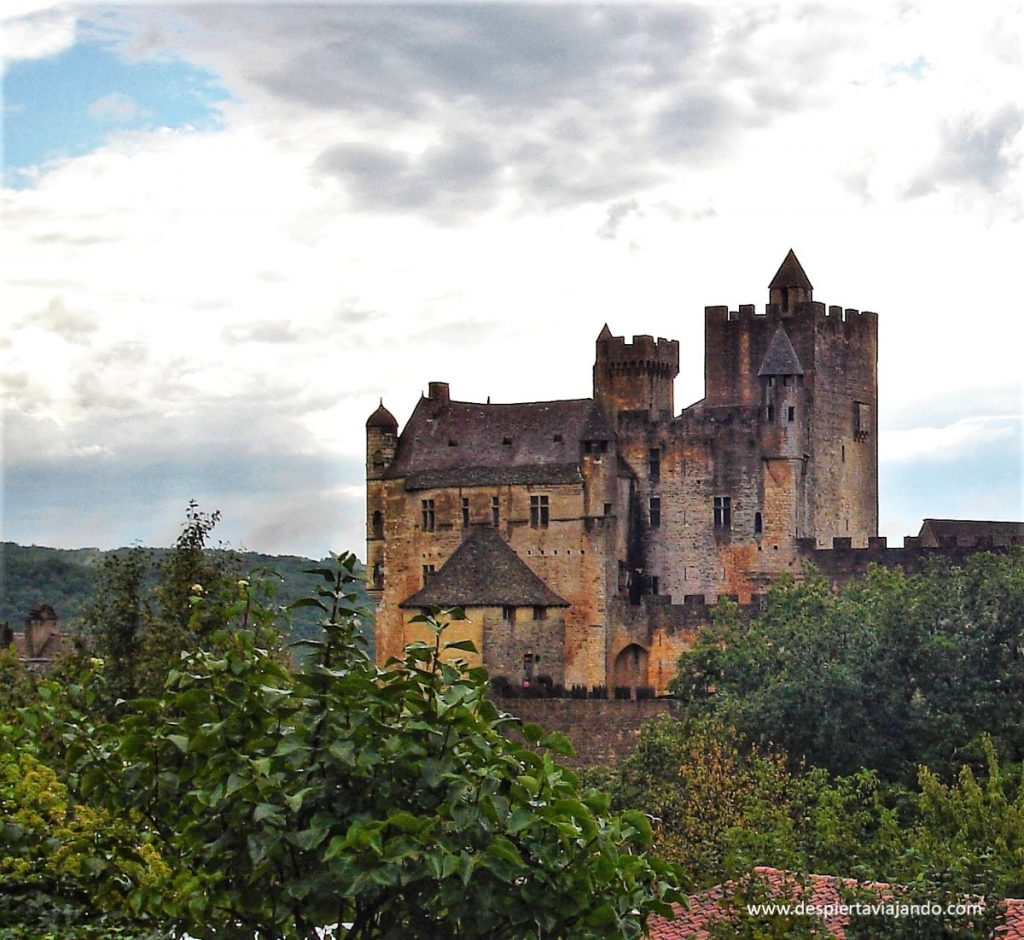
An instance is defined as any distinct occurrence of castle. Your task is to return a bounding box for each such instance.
[365,252,1014,696]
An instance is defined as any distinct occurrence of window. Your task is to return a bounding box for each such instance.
[421,499,435,531]
[422,564,435,583]
[649,496,661,528]
[648,448,660,482]
[604,502,613,516]
[502,436,512,446]
[502,605,515,622]
[754,511,763,535]
[491,496,500,527]
[787,406,795,422]
[372,510,383,539]
[854,401,871,440]
[533,606,546,621]
[713,496,732,530]
[372,561,383,589]
[372,449,384,472]
[461,497,469,528]
[651,576,659,595]
[766,404,775,423]
[530,495,549,527]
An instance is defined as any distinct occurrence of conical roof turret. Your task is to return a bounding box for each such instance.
[366,399,398,430]
[758,326,804,376]
[769,249,813,291]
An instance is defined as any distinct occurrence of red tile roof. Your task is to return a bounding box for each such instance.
[647,867,1011,939]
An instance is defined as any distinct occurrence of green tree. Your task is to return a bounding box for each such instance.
[83,546,149,704]
[61,554,679,938]
[672,552,1024,782]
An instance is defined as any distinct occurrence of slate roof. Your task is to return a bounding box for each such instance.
[366,400,398,430]
[918,519,1024,547]
[769,249,813,290]
[386,396,614,490]
[400,526,569,609]
[758,326,805,376]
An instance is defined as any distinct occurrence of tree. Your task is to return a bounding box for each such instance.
[62,553,680,938]
[83,546,149,704]
[672,552,1024,782]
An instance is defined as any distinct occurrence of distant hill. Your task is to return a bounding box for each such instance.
[0,542,375,655]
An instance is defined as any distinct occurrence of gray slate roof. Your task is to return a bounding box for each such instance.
[758,326,805,376]
[769,249,813,290]
[386,396,614,489]
[919,519,1024,547]
[400,526,570,608]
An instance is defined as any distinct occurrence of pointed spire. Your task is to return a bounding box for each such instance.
[769,249,813,291]
[758,326,804,376]
[597,323,613,341]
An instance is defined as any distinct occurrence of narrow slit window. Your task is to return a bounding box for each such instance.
[461,497,469,528]
[648,448,660,482]
[649,496,661,528]
[491,496,500,527]
[421,499,435,532]
[754,511,763,535]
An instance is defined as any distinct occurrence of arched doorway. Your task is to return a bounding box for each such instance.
[612,643,649,691]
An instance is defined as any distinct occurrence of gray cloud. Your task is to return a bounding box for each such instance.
[19,297,98,345]
[906,106,1024,197]
[141,5,824,215]
[222,320,300,344]
[315,133,502,221]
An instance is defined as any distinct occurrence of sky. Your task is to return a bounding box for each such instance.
[2,0,1023,560]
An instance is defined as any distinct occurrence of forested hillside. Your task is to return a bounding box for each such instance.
[0,541,374,651]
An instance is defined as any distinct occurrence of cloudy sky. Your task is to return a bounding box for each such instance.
[2,0,1022,560]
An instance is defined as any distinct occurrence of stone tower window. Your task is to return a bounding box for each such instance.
[421,499,435,532]
[787,406,795,422]
[754,511,763,535]
[372,561,383,589]
[491,496,500,526]
[766,404,775,423]
[372,510,383,539]
[649,496,661,528]
[461,497,469,528]
[713,496,731,529]
[372,449,384,472]
[648,448,660,482]
[530,495,549,527]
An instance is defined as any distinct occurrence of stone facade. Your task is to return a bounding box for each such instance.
[367,251,884,694]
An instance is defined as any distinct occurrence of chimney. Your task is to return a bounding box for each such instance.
[427,382,450,404]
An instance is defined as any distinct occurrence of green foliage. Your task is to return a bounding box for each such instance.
[672,551,1024,782]
[36,553,680,939]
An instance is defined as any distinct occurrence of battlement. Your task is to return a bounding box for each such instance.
[596,331,680,368]
[706,301,878,328]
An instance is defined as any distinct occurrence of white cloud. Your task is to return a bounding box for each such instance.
[2,1,1022,556]
[87,91,143,124]
[0,5,77,67]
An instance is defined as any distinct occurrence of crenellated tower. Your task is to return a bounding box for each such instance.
[593,325,680,419]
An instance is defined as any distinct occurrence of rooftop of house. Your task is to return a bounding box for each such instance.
[400,525,569,610]
[919,519,1024,546]
[647,867,1009,939]
[384,393,614,491]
